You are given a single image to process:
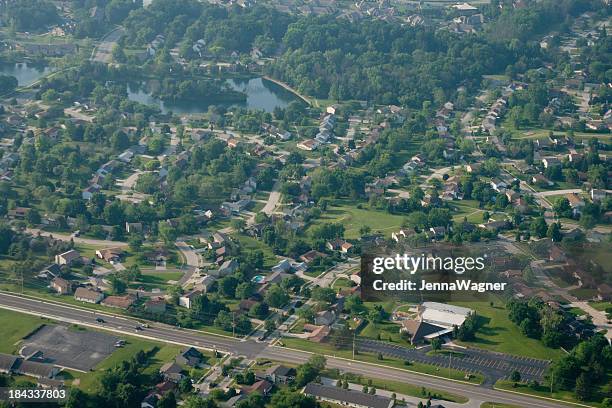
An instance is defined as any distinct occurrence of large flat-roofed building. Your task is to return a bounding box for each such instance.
[303,383,394,408]
[420,302,473,328]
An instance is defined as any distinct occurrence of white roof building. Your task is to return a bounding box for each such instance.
[420,302,473,328]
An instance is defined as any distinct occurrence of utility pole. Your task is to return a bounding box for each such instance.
[232,312,235,338]
[550,371,554,396]
[449,351,451,379]
[352,332,356,360]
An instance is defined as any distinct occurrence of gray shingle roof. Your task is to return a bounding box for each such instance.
[303,383,393,408]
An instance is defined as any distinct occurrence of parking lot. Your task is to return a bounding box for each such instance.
[357,339,549,386]
[20,324,119,371]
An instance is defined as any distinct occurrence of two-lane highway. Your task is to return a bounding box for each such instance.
[0,292,580,408]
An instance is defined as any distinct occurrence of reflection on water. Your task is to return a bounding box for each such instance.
[127,77,303,114]
[0,62,54,87]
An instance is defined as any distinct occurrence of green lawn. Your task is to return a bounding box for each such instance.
[128,271,184,290]
[568,288,598,301]
[451,296,565,360]
[309,201,406,239]
[566,307,587,317]
[232,234,278,269]
[589,301,612,312]
[323,369,469,404]
[74,336,203,392]
[359,320,410,345]
[495,380,608,408]
[331,277,353,289]
[480,403,522,408]
[0,308,49,354]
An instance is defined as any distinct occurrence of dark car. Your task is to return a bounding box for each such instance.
[96,317,105,323]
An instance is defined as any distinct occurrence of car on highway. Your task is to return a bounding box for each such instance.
[134,326,143,331]
[96,317,105,323]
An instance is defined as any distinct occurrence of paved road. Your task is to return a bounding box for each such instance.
[0,293,576,408]
[91,27,125,63]
[533,189,612,197]
[175,240,200,286]
[25,228,128,247]
[261,181,281,215]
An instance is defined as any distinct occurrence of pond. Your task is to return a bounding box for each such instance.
[0,62,54,87]
[127,77,303,114]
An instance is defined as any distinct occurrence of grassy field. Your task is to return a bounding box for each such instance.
[323,369,468,404]
[451,296,565,360]
[280,338,483,384]
[480,403,521,408]
[0,308,49,354]
[128,271,183,291]
[232,234,278,268]
[495,380,608,408]
[589,301,612,312]
[568,288,598,301]
[331,277,353,289]
[75,338,184,391]
[310,201,406,239]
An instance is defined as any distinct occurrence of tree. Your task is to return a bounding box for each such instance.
[546,222,562,242]
[110,276,127,294]
[235,282,254,299]
[158,391,177,408]
[264,284,289,308]
[159,221,178,244]
[110,130,130,151]
[430,337,442,352]
[0,75,18,94]
[553,197,572,218]
[530,217,548,238]
[575,373,593,401]
[269,389,319,408]
[311,287,336,304]
[179,377,193,394]
[231,218,246,232]
[510,370,521,385]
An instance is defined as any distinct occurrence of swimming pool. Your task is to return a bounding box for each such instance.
[251,275,266,283]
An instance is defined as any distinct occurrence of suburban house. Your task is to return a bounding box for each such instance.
[179,289,203,309]
[101,294,136,309]
[256,364,296,384]
[74,287,104,304]
[95,248,124,263]
[159,361,184,382]
[7,207,31,219]
[591,189,607,202]
[566,193,585,215]
[303,383,394,408]
[50,277,71,295]
[315,310,336,326]
[39,264,62,279]
[271,259,292,274]
[54,250,81,266]
[175,347,204,367]
[542,157,561,169]
[125,222,143,233]
[299,250,327,264]
[144,297,167,314]
[243,380,273,396]
[326,239,354,253]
